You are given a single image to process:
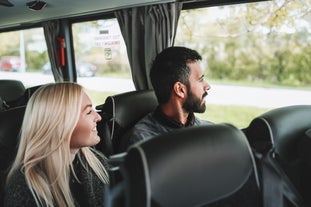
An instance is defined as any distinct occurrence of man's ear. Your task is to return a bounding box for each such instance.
[173,82,186,98]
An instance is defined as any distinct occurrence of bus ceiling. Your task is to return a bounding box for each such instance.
[0,0,269,31]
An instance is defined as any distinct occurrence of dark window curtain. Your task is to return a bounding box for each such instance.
[42,20,64,82]
[115,2,183,90]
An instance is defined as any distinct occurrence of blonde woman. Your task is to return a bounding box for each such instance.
[4,82,109,207]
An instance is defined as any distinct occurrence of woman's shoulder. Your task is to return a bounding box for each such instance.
[5,168,27,191]
[3,168,36,207]
[77,149,109,169]
[92,149,109,168]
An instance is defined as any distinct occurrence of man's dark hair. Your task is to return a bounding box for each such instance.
[150,46,202,104]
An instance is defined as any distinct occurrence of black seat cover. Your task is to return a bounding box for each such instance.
[244,105,311,156]
[0,105,26,204]
[0,80,25,107]
[244,105,311,206]
[95,90,158,156]
[121,124,261,207]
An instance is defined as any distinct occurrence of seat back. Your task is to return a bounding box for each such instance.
[0,105,26,204]
[10,84,43,107]
[0,97,8,111]
[244,105,311,156]
[0,79,25,107]
[121,124,261,207]
[244,105,311,206]
[95,90,158,156]
[296,128,311,206]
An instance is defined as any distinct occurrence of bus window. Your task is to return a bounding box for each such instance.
[175,0,311,128]
[72,18,134,105]
[0,28,53,88]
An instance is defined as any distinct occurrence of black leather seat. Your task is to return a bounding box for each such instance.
[243,105,311,155]
[0,80,25,108]
[0,105,26,204]
[244,105,311,206]
[120,124,261,207]
[95,90,158,156]
[298,128,311,206]
[9,84,43,107]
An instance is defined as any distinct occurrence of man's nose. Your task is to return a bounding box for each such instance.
[205,81,211,91]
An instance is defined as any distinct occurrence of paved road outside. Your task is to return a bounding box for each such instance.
[1,71,310,109]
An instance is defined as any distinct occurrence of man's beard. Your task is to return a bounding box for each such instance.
[183,90,207,113]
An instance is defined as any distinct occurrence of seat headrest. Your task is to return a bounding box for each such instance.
[0,80,25,103]
[0,97,9,111]
[0,105,26,172]
[245,105,311,160]
[96,90,158,129]
[0,105,25,146]
[11,84,43,107]
[122,124,258,207]
[298,128,311,164]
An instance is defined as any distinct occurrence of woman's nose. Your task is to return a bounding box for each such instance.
[95,112,102,122]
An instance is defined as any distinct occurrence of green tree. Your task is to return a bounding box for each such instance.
[175,0,311,87]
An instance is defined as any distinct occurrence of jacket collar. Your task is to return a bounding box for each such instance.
[153,106,195,128]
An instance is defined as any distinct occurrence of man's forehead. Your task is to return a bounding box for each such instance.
[188,61,204,76]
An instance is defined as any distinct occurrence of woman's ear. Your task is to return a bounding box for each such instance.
[173,82,186,98]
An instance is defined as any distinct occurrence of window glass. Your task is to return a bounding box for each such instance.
[175,0,311,127]
[0,28,53,88]
[72,19,134,105]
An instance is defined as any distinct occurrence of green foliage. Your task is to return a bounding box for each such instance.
[196,104,271,129]
[25,51,48,71]
[0,31,20,56]
[97,61,129,75]
[176,0,311,88]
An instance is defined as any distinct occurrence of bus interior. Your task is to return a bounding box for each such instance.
[1,0,311,206]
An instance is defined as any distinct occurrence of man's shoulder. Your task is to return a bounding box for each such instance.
[131,113,162,136]
[128,112,166,144]
[194,116,214,126]
[134,112,158,128]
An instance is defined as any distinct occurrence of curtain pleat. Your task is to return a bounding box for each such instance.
[115,3,183,90]
[42,20,64,82]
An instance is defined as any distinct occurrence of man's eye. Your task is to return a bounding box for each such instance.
[87,110,92,115]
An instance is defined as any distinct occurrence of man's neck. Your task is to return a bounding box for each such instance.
[160,103,189,126]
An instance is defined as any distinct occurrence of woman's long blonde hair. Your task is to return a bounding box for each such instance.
[6,82,109,207]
